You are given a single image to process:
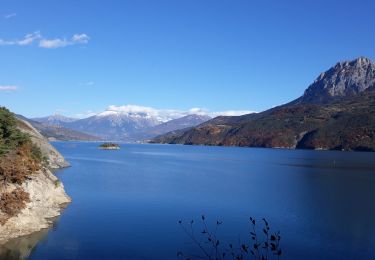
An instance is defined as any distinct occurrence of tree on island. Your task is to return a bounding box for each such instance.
[98,143,120,149]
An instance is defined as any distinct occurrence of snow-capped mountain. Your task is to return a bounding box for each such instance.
[64,111,163,141]
[100,105,190,122]
[34,112,212,141]
[33,105,253,141]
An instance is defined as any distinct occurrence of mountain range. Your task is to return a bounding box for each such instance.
[151,57,375,151]
[31,111,212,142]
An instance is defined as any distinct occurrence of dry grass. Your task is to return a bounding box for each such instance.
[0,143,42,185]
[0,188,30,225]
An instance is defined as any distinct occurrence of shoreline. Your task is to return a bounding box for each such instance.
[0,168,71,245]
[0,118,72,245]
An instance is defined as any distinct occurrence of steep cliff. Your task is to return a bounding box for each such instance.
[0,109,71,244]
[296,57,375,104]
[16,118,70,169]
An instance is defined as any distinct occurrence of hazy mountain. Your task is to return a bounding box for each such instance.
[136,114,212,141]
[151,57,375,151]
[17,115,100,141]
[32,114,78,126]
[148,114,211,134]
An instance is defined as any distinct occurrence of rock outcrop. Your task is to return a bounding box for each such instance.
[0,118,71,244]
[16,119,69,169]
[296,57,375,104]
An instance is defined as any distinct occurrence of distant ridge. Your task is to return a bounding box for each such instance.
[32,114,78,126]
[33,112,212,142]
[136,114,212,141]
[17,115,100,141]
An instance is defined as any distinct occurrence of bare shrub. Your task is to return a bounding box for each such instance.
[178,215,282,260]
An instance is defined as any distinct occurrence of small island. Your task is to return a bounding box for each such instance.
[98,143,120,150]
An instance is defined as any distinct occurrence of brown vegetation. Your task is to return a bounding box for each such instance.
[153,89,375,151]
[0,107,45,225]
[0,188,30,225]
[0,143,43,185]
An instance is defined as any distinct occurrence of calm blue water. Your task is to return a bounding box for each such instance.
[5,142,375,259]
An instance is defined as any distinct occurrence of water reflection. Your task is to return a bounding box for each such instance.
[0,213,63,259]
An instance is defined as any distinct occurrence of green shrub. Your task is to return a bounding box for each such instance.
[0,107,44,185]
[54,180,61,188]
[0,107,33,155]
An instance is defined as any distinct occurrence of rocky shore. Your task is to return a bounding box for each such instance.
[0,119,71,244]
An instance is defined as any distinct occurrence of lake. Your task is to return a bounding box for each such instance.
[2,142,375,259]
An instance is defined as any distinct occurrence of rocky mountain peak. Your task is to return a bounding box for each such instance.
[299,56,375,104]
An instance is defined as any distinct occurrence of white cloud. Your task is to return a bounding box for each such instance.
[0,31,41,46]
[72,34,89,43]
[0,32,89,48]
[212,110,256,117]
[79,81,95,87]
[39,38,69,48]
[0,39,12,46]
[104,105,165,118]
[97,105,255,122]
[0,85,18,91]
[39,34,90,48]
[188,107,209,115]
[18,32,42,45]
[74,110,97,119]
[186,107,255,117]
[4,13,17,19]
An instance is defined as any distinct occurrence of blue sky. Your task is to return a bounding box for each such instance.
[1,0,374,118]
